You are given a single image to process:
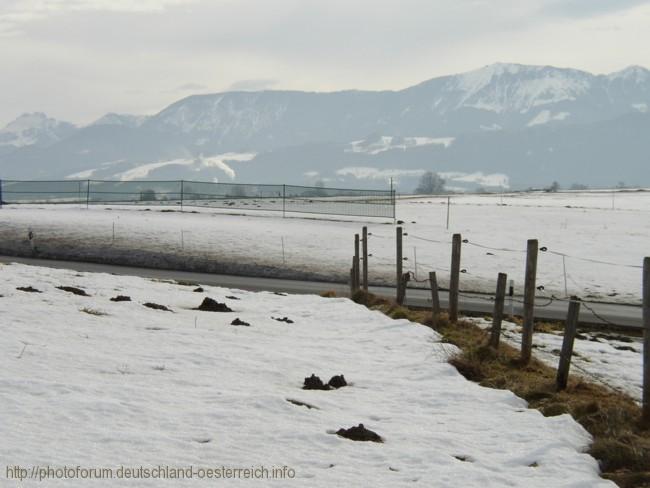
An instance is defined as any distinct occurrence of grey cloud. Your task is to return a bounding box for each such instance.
[228,79,278,91]
[541,0,648,18]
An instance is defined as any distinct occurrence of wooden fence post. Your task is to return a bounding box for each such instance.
[397,272,409,305]
[556,296,581,391]
[354,234,360,292]
[86,180,91,209]
[396,226,403,302]
[489,273,508,349]
[362,226,368,292]
[429,271,440,327]
[521,239,539,364]
[643,257,650,423]
[449,233,461,323]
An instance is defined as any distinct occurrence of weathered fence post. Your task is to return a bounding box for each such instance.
[429,271,440,327]
[282,184,286,218]
[354,234,360,292]
[396,226,403,302]
[449,233,461,323]
[521,239,539,364]
[86,180,91,209]
[362,226,368,292]
[643,257,650,423]
[397,272,410,306]
[489,273,508,349]
[556,296,581,391]
[349,265,355,297]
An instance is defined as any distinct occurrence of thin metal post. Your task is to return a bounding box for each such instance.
[282,184,286,218]
[180,180,184,211]
[86,180,91,209]
[446,196,450,230]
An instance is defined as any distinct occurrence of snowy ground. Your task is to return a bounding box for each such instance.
[0,262,612,487]
[0,189,647,304]
[471,317,643,402]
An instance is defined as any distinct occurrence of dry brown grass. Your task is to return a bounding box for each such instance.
[335,289,650,487]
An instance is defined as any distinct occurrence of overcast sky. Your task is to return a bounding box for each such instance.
[1,0,649,127]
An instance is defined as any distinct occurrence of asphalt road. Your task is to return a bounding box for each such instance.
[0,255,643,329]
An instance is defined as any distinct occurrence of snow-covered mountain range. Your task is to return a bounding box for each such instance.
[1,63,649,190]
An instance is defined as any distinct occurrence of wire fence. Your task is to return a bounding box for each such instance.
[0,179,396,219]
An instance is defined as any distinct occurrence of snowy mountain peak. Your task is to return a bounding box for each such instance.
[607,65,650,83]
[0,112,76,148]
[90,113,148,128]
[447,63,592,114]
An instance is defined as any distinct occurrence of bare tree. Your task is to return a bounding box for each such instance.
[415,171,445,194]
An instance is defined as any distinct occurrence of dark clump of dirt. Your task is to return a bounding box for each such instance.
[225,295,241,300]
[336,424,383,443]
[328,375,347,389]
[303,374,329,390]
[193,287,204,293]
[57,286,90,296]
[195,297,233,312]
[143,302,172,312]
[286,398,319,409]
[615,345,637,352]
[273,292,287,296]
[17,286,41,293]
[273,316,294,323]
[231,318,250,327]
[110,295,131,302]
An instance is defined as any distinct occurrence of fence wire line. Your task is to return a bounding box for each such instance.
[0,179,395,220]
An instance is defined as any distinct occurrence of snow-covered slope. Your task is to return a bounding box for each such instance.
[0,262,613,487]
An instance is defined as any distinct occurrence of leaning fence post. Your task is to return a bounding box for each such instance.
[449,233,461,323]
[643,257,650,422]
[556,296,581,391]
[489,273,508,349]
[396,226,403,302]
[521,239,539,364]
[362,226,368,292]
[429,271,440,327]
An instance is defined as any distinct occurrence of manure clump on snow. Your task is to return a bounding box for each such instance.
[110,295,131,302]
[272,316,294,323]
[328,375,347,389]
[56,286,90,296]
[230,318,250,326]
[303,374,329,390]
[16,286,41,293]
[195,297,233,312]
[336,424,383,443]
[143,302,173,312]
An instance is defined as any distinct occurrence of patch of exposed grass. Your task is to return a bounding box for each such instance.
[332,289,650,487]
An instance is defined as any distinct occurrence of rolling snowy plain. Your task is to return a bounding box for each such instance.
[0,190,647,304]
[0,262,613,487]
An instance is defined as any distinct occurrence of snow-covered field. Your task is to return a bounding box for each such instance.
[471,317,643,402]
[0,190,647,304]
[0,262,612,486]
